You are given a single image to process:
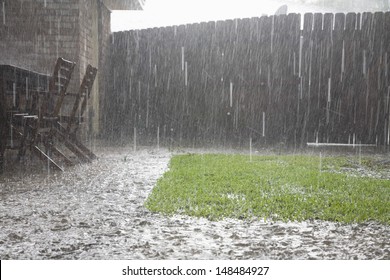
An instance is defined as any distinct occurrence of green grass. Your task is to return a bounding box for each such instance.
[145,154,390,224]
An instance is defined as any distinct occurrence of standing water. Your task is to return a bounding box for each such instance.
[0,147,389,259]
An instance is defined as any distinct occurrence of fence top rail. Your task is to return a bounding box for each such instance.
[112,11,390,33]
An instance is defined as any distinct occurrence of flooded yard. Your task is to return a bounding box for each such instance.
[0,147,389,259]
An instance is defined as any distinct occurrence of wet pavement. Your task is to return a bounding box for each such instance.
[0,147,389,259]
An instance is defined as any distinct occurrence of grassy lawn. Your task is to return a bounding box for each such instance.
[145,153,390,224]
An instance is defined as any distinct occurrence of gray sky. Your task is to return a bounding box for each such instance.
[111,0,388,31]
[111,0,291,31]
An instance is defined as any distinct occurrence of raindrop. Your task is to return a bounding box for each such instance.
[181,46,185,71]
[2,1,5,25]
[229,82,233,107]
[13,83,16,107]
[149,49,152,72]
[57,19,63,59]
[249,137,252,162]
[388,120,390,145]
[154,64,157,87]
[319,152,322,173]
[262,112,265,137]
[293,52,297,75]
[267,66,271,87]
[157,126,160,150]
[10,123,13,148]
[299,77,303,99]
[85,88,89,143]
[308,40,313,87]
[138,81,141,101]
[363,50,367,76]
[26,77,29,101]
[299,35,303,77]
[133,127,137,152]
[341,41,345,80]
[326,78,331,124]
[57,72,61,95]
[146,86,149,128]
[185,61,188,86]
[167,72,171,91]
[47,151,50,176]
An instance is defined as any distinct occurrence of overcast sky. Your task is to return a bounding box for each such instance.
[110,0,386,31]
[111,0,294,31]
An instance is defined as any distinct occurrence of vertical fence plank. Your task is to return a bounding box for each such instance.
[360,12,372,143]
[285,13,301,146]
[258,16,272,144]
[300,13,313,144]
[330,13,345,144]
[384,12,390,144]
[373,12,386,145]
[340,13,357,143]
[306,13,323,142]
[320,13,333,142]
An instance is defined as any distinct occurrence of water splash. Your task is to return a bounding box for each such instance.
[1,148,389,260]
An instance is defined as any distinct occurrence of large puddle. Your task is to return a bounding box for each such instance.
[0,147,389,259]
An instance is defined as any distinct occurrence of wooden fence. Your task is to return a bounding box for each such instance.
[104,12,390,148]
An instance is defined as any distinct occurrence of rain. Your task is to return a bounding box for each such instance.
[1,0,390,261]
